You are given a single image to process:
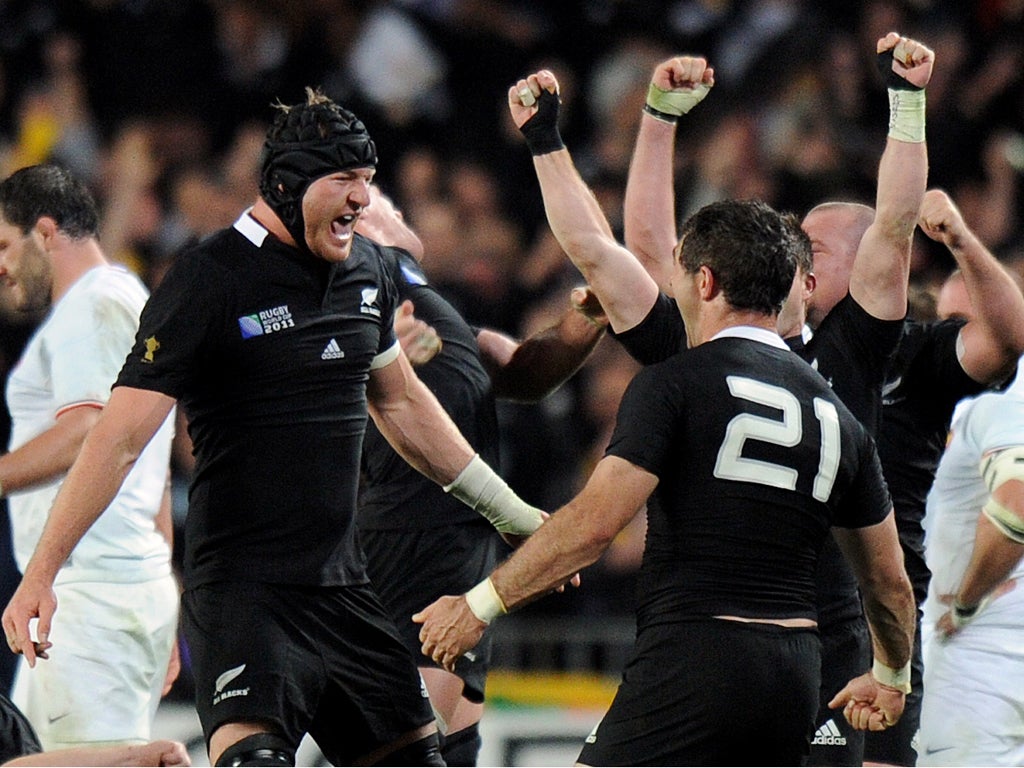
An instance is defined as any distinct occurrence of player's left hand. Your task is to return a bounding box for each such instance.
[828,671,905,731]
[414,595,487,673]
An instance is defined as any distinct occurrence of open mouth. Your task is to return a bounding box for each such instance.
[330,214,357,241]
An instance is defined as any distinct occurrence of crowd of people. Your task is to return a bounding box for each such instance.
[0,0,1023,766]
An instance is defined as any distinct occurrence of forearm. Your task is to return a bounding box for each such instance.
[368,372,475,485]
[5,741,176,767]
[490,308,605,402]
[956,514,1024,608]
[534,150,616,269]
[624,115,679,292]
[0,409,98,495]
[862,578,915,670]
[491,499,609,611]
[21,418,140,585]
[956,233,1024,372]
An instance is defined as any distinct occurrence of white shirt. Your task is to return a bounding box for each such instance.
[923,387,1024,628]
[5,265,174,583]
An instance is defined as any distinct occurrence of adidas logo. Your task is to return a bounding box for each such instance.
[812,719,847,746]
[321,338,345,360]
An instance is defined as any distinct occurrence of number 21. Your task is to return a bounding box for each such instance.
[713,376,840,502]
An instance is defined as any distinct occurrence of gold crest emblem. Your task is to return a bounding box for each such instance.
[143,336,160,363]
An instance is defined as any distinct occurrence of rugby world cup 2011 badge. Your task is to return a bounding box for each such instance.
[239,305,295,338]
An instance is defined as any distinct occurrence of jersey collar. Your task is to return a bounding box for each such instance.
[233,208,269,247]
[711,325,788,350]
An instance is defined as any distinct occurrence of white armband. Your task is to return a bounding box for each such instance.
[872,659,912,693]
[464,577,507,624]
[444,454,544,535]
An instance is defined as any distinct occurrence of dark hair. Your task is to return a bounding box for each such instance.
[677,199,799,314]
[259,87,377,248]
[0,164,100,238]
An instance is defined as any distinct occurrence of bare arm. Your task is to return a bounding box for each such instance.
[414,455,656,670]
[833,512,915,670]
[624,56,714,293]
[4,739,190,766]
[1,386,175,665]
[919,189,1024,383]
[367,351,477,484]
[0,406,100,494]
[512,70,660,334]
[847,33,934,321]
[481,287,607,402]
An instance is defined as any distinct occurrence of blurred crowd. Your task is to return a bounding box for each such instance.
[1,0,1023,622]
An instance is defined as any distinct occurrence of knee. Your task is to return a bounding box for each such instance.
[442,722,482,766]
[214,732,296,766]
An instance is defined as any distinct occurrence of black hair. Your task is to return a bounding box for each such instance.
[0,164,100,238]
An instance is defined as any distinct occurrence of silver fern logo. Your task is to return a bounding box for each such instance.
[213,663,250,705]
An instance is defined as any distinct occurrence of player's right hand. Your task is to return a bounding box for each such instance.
[917,189,969,248]
[1,576,56,667]
[509,69,559,129]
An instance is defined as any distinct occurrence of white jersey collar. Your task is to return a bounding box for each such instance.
[710,324,789,350]
[233,208,269,247]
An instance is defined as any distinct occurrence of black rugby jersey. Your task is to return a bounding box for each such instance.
[612,292,903,627]
[877,317,989,605]
[358,248,501,530]
[116,212,400,587]
[607,329,890,624]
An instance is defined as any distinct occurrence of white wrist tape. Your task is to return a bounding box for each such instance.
[950,596,989,629]
[872,659,912,693]
[444,454,544,535]
[887,88,926,143]
[646,81,711,117]
[464,578,507,624]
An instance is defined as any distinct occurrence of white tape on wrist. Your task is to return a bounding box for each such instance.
[887,87,926,143]
[465,578,507,624]
[872,659,912,693]
[646,81,711,117]
[444,454,544,535]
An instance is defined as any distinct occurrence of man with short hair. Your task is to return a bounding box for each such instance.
[415,69,916,766]
[0,164,178,751]
[1,90,545,767]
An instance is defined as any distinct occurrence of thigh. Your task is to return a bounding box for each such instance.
[578,620,819,766]
[308,582,436,764]
[13,578,179,749]
[919,630,1024,766]
[361,521,503,702]
[810,618,869,766]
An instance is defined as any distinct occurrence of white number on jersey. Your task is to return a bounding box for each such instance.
[714,376,841,502]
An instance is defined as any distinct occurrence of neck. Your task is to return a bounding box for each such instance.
[51,238,108,303]
[697,308,779,345]
[250,199,297,247]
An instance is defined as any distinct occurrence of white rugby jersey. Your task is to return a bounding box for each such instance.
[923,387,1024,626]
[5,265,174,583]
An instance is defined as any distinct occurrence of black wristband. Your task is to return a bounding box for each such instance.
[876,49,923,92]
[642,103,678,124]
[519,90,565,156]
[953,601,980,619]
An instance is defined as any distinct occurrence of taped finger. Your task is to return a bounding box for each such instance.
[519,87,536,107]
[893,40,912,67]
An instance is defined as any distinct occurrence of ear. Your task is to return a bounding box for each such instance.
[697,264,717,301]
[33,216,60,247]
[802,270,817,301]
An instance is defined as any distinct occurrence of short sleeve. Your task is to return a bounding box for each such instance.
[609,293,686,366]
[833,433,892,529]
[605,360,682,477]
[115,253,223,398]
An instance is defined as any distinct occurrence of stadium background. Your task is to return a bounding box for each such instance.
[0,0,1022,764]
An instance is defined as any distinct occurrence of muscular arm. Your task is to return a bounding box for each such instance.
[955,482,1024,609]
[491,456,655,610]
[847,34,933,322]
[921,189,1024,383]
[623,114,680,294]
[833,511,915,670]
[623,56,714,294]
[0,406,100,494]
[532,150,659,334]
[367,350,479,484]
[480,291,606,402]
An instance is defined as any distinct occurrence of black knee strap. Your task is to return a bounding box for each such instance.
[442,722,482,766]
[215,732,296,766]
